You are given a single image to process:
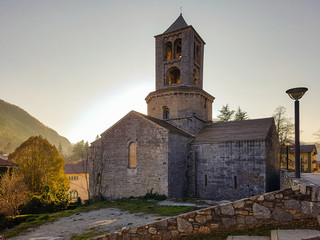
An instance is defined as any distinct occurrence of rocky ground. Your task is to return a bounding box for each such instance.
[9,208,166,240]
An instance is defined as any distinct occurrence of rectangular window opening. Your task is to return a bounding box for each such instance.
[234,176,237,189]
[205,175,207,186]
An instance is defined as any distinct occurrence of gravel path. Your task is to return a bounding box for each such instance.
[10,208,166,240]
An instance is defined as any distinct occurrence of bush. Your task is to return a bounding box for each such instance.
[19,194,69,214]
[141,189,167,201]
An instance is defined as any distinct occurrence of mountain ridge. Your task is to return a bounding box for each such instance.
[0,99,72,154]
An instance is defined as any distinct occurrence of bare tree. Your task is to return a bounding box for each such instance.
[273,106,294,166]
[0,170,30,216]
[88,140,108,202]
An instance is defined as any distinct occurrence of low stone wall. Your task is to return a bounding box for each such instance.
[280,169,316,190]
[93,183,320,240]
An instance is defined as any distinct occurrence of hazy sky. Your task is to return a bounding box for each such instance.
[1,0,319,144]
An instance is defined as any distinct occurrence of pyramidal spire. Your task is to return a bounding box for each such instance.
[163,14,189,34]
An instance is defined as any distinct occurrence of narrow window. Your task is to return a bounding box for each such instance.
[234,176,237,189]
[193,68,198,85]
[129,142,137,168]
[166,67,180,85]
[205,175,207,186]
[195,44,200,63]
[96,173,101,185]
[174,38,182,58]
[163,106,169,119]
[164,41,172,61]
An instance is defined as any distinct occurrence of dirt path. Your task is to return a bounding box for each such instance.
[10,208,167,240]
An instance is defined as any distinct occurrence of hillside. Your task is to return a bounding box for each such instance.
[0,99,72,154]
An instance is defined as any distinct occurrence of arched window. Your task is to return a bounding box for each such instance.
[69,190,78,200]
[164,41,172,61]
[174,38,182,59]
[163,106,169,119]
[128,142,137,168]
[166,67,180,85]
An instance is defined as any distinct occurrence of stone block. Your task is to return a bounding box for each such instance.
[195,214,207,224]
[155,220,167,230]
[264,194,275,201]
[235,210,249,215]
[198,226,211,234]
[161,231,172,240]
[272,207,293,222]
[253,203,271,219]
[263,201,274,208]
[237,217,245,224]
[220,204,235,215]
[221,218,237,227]
[311,187,319,201]
[233,200,245,209]
[302,201,313,214]
[148,227,157,234]
[210,223,220,229]
[312,203,320,214]
[177,217,193,233]
[245,216,257,225]
[284,199,301,210]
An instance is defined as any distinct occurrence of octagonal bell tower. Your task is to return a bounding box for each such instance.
[145,15,215,135]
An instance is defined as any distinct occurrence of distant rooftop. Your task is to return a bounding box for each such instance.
[64,161,88,174]
[300,144,317,154]
[0,155,18,168]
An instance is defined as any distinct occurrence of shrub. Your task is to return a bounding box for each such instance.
[141,189,167,201]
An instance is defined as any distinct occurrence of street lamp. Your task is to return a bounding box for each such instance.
[286,87,308,178]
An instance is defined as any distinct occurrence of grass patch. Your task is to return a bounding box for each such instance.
[103,198,198,216]
[70,232,108,240]
[2,198,200,239]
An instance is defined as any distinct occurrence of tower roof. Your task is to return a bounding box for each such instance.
[163,14,189,34]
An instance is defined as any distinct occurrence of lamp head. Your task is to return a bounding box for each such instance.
[286,87,308,100]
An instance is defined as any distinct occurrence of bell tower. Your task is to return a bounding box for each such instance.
[145,15,214,135]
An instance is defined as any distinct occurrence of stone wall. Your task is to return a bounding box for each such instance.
[168,134,189,198]
[93,184,320,240]
[280,169,315,190]
[190,140,267,201]
[90,112,171,199]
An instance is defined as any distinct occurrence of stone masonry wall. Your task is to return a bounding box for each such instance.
[90,112,170,199]
[191,140,267,201]
[93,184,320,240]
[167,134,189,199]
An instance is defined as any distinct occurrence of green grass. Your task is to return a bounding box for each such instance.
[70,232,108,240]
[103,198,197,216]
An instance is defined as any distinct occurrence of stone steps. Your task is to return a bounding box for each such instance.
[227,229,320,240]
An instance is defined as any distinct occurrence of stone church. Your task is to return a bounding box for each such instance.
[89,15,280,201]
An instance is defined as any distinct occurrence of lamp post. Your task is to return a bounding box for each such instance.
[286,87,308,178]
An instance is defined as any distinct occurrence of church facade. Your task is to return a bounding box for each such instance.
[89,15,280,201]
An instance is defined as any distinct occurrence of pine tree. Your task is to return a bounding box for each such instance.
[234,107,249,121]
[217,104,235,122]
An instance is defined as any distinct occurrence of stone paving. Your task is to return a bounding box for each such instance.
[271,229,320,240]
[302,173,320,186]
